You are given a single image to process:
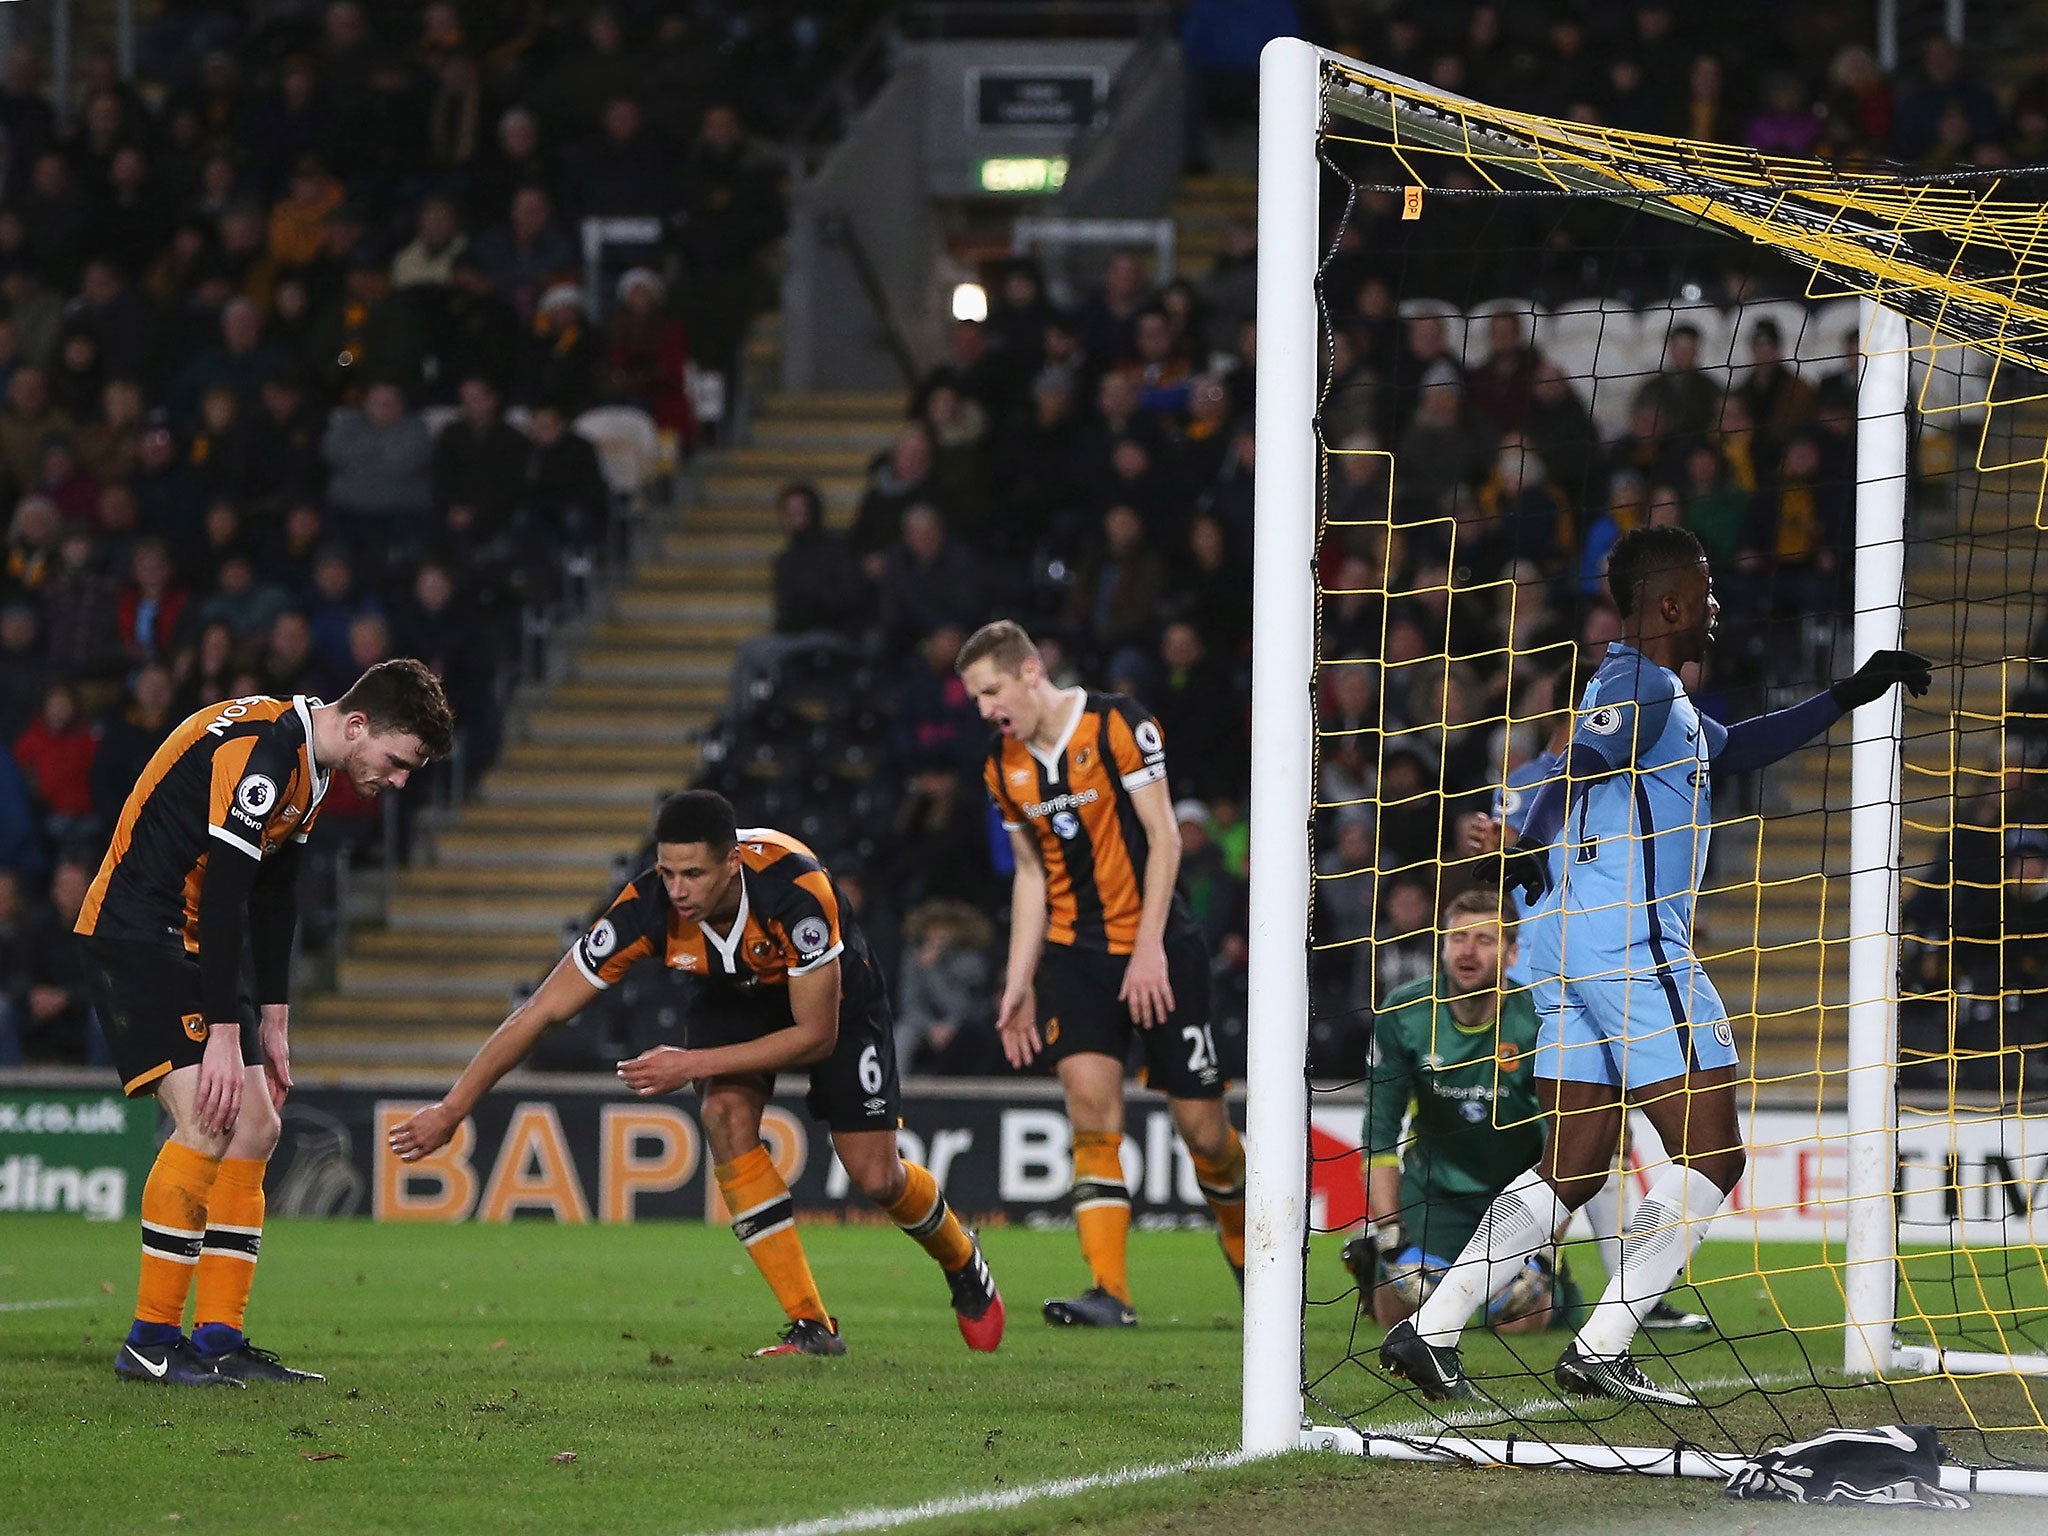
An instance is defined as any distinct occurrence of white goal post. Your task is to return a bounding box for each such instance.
[1240,33,2048,1480]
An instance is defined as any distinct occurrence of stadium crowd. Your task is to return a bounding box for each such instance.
[6,0,2045,1088]
[0,0,836,1065]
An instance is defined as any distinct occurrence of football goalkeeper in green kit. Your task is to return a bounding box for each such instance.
[1345,888,1577,1333]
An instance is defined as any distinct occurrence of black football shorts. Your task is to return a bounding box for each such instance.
[687,990,902,1133]
[76,935,260,1098]
[1034,931,1222,1098]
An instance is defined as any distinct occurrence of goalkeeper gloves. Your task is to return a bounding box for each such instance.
[1831,649,1934,710]
[1475,846,1552,905]
[1485,1246,1559,1327]
[1342,1219,1404,1286]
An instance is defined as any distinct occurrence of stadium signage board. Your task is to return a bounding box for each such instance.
[967,67,1107,132]
[0,1090,158,1220]
[260,1082,1234,1227]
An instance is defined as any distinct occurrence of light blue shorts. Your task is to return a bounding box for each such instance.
[1531,948,1738,1087]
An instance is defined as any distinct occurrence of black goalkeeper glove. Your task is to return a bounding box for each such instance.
[1831,649,1934,710]
[1475,846,1552,906]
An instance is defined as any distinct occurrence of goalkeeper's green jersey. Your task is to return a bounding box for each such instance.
[1365,975,1544,1257]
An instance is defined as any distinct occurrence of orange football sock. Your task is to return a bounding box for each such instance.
[1191,1128,1248,1270]
[1070,1131,1131,1303]
[193,1157,267,1332]
[135,1141,222,1326]
[715,1146,828,1324]
[882,1162,974,1271]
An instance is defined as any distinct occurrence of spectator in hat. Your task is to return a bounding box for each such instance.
[516,283,599,415]
[602,267,695,446]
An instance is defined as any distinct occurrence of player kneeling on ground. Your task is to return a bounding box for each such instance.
[390,790,1004,1357]
[1343,890,1579,1336]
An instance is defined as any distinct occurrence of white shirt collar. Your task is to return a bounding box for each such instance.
[1027,688,1087,775]
[700,870,752,973]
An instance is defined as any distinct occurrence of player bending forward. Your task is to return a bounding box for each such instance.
[83,661,454,1386]
[957,621,1245,1327]
[390,790,1004,1357]
[1382,525,1930,1405]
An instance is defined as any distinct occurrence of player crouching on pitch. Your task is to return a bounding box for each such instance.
[1344,889,1581,1336]
[390,790,1004,1357]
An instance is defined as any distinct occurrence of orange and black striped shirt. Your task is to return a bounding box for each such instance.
[77,694,328,953]
[572,827,886,1019]
[984,690,1193,955]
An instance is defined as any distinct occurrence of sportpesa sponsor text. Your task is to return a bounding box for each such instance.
[1021,788,1100,819]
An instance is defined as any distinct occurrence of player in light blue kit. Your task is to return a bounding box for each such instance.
[1471,672,1712,1336]
[1385,525,1931,1405]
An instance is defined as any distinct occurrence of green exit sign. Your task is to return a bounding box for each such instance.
[978,156,1068,194]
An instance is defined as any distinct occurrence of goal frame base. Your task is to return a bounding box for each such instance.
[1894,1345,2048,1378]
[1302,1424,2048,1497]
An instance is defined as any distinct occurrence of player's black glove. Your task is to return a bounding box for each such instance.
[1831,649,1934,710]
[1475,847,1552,905]
[1342,1220,1404,1287]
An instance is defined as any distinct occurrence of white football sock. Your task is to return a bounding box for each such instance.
[1573,1165,1726,1359]
[1413,1167,1566,1348]
[1586,1169,1625,1284]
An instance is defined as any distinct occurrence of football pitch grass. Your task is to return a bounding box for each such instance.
[4,1217,2046,1535]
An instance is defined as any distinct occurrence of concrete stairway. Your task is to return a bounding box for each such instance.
[292,390,907,1077]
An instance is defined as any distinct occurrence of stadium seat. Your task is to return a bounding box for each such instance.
[575,405,664,499]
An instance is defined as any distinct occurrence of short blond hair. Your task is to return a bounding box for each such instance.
[956,619,1040,677]
[1441,888,1502,924]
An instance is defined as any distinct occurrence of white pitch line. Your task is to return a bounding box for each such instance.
[697,1450,1246,1536]
[0,1298,93,1314]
